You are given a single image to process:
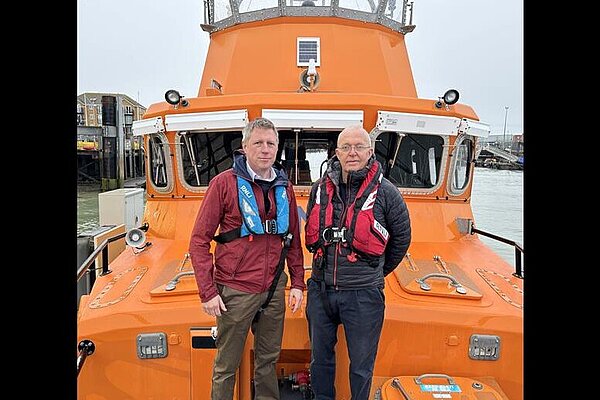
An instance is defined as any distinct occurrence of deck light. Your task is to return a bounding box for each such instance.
[443,89,460,105]
[165,90,181,104]
[435,89,460,109]
[165,90,189,107]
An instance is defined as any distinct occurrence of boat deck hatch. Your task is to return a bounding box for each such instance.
[393,256,482,299]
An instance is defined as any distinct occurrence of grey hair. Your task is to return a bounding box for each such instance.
[241,117,279,145]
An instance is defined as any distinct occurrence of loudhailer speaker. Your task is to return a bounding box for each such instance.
[125,228,146,248]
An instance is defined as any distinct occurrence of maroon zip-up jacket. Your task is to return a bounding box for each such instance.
[189,151,305,303]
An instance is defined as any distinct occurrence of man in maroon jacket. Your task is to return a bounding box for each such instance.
[189,117,305,400]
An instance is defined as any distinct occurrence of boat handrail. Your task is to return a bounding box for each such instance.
[471,225,524,278]
[415,273,467,294]
[76,223,150,284]
[165,271,195,291]
[456,218,524,279]
[203,0,416,35]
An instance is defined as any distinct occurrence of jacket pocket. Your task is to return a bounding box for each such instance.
[230,242,249,278]
[215,239,249,278]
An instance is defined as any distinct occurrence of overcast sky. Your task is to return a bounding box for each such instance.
[78,0,523,135]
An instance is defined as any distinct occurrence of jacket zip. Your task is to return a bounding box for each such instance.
[333,172,352,289]
[260,181,272,291]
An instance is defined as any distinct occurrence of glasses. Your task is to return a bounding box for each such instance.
[337,144,371,153]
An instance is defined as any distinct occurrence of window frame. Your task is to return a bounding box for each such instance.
[276,129,339,186]
[175,130,243,192]
[147,132,174,193]
[372,130,449,195]
[447,134,475,196]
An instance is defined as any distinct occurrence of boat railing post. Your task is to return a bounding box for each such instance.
[88,261,96,289]
[514,246,523,278]
[101,246,110,276]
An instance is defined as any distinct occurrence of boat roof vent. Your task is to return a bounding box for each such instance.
[297,37,320,67]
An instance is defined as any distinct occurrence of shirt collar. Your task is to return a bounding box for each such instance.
[246,160,276,182]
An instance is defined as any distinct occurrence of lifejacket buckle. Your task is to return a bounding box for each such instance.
[322,227,347,243]
[264,219,277,234]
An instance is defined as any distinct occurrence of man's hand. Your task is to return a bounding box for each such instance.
[202,295,228,317]
[288,288,304,313]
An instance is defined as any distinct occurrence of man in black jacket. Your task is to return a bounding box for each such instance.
[304,126,411,400]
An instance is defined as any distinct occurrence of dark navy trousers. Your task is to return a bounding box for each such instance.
[306,278,385,400]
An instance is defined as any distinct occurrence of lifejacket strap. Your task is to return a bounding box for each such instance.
[253,233,293,323]
[213,227,242,244]
[213,227,288,244]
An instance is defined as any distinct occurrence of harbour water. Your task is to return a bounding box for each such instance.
[77,184,103,235]
[77,167,523,266]
[470,168,523,267]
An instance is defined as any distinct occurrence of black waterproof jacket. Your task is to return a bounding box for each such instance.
[305,156,411,289]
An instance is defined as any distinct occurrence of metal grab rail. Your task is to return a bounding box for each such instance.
[415,273,467,294]
[76,223,149,284]
[456,218,524,279]
[471,226,524,278]
[76,234,121,282]
[414,373,456,385]
[165,271,195,291]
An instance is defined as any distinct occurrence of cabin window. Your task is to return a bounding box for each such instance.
[276,130,339,186]
[384,1,404,22]
[287,0,332,6]
[178,131,243,187]
[148,133,173,192]
[339,0,380,13]
[213,0,233,22]
[449,136,474,194]
[239,0,278,13]
[375,132,444,189]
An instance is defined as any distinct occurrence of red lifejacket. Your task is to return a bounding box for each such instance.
[305,161,389,257]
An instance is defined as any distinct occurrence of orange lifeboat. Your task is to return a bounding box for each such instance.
[77,2,523,399]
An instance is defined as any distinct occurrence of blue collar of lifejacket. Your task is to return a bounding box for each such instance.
[237,175,289,236]
[213,176,290,244]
